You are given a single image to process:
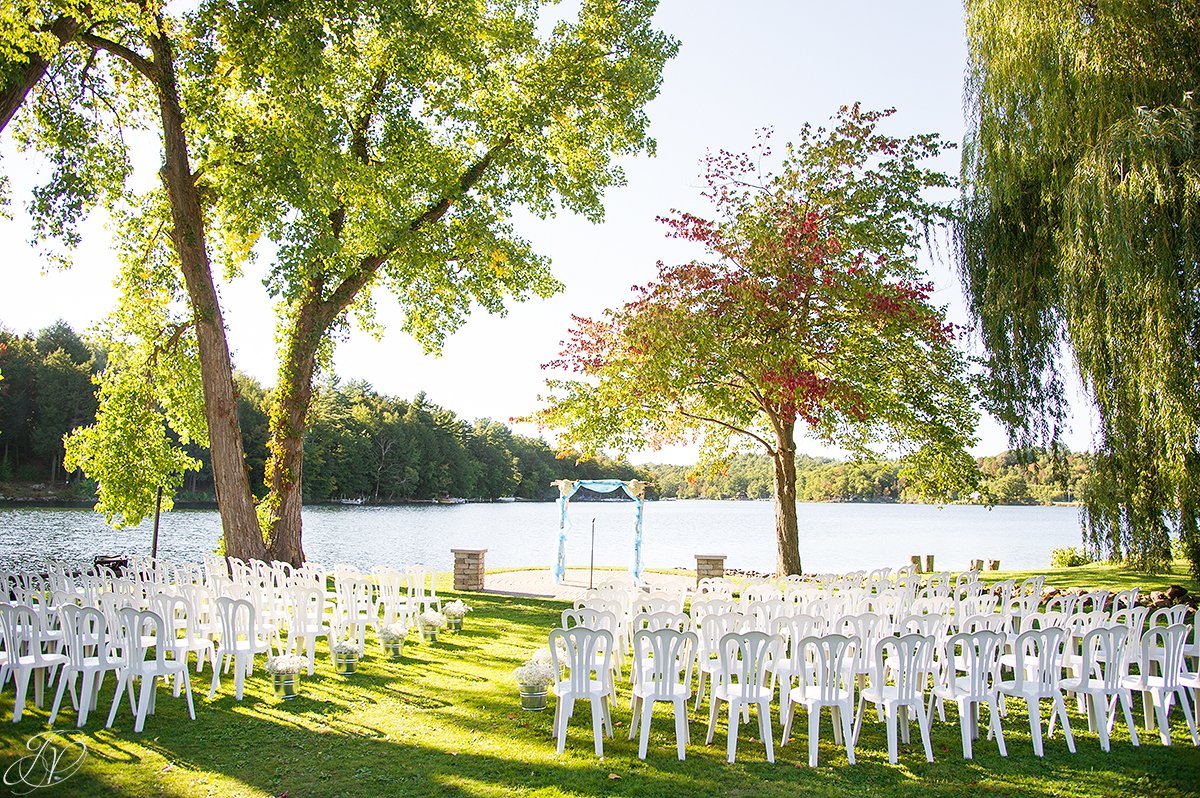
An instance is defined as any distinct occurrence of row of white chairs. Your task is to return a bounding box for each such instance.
[549,600,1199,762]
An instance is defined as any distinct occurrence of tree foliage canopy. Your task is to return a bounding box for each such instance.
[535,107,981,573]
[959,0,1200,573]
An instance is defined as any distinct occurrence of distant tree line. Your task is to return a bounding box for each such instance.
[0,319,1092,506]
[0,320,643,503]
[0,322,102,485]
[643,449,1092,506]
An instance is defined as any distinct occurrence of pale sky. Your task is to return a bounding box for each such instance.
[0,1,1097,463]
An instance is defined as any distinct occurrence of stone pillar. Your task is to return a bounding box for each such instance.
[451,549,486,592]
[695,554,727,586]
[924,554,935,573]
[986,559,1001,571]
[910,555,923,574]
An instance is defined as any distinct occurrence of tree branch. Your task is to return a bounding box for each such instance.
[320,135,516,321]
[676,408,775,454]
[78,31,156,82]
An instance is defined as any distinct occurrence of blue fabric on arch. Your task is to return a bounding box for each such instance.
[554,479,644,585]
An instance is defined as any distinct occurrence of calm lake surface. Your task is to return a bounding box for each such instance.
[0,501,1085,576]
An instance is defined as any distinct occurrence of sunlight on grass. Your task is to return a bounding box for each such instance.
[1,584,1197,797]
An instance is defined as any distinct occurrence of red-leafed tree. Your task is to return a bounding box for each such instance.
[533,106,981,575]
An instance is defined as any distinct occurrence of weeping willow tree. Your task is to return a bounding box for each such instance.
[959,0,1200,575]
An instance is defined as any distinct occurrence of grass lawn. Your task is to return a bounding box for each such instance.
[1,575,1198,797]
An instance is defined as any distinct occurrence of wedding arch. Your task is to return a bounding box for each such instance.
[551,479,649,584]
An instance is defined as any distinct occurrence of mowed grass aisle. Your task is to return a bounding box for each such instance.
[1,584,1199,797]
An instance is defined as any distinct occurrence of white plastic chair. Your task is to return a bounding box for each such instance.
[853,633,935,763]
[705,631,779,763]
[628,628,696,760]
[781,633,856,767]
[106,608,195,733]
[0,602,70,722]
[933,630,1007,759]
[1121,624,1199,746]
[694,612,743,712]
[49,605,125,727]
[153,594,217,675]
[287,586,331,675]
[1059,625,1139,751]
[998,626,1076,757]
[550,626,616,756]
[210,597,272,700]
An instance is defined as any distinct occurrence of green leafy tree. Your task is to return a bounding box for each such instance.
[535,107,981,575]
[183,0,677,562]
[959,0,1200,574]
[7,2,266,559]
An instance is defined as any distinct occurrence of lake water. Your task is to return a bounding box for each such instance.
[0,501,1085,576]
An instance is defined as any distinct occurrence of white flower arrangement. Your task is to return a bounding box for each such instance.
[331,641,363,658]
[379,623,408,643]
[420,610,448,630]
[513,660,557,689]
[443,600,472,619]
[265,654,307,675]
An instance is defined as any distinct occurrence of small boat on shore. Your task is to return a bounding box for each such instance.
[435,497,467,505]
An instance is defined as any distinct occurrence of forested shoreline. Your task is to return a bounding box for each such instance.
[1,320,1091,507]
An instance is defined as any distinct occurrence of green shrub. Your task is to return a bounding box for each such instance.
[1050,546,1094,568]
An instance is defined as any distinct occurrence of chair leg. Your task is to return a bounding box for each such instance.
[989,699,1007,757]
[1153,692,1171,746]
[759,700,774,764]
[886,706,899,764]
[12,668,31,722]
[134,676,154,733]
[808,706,820,767]
[1093,694,1111,753]
[1028,698,1044,757]
[638,697,654,760]
[915,701,934,762]
[695,670,706,711]
[1178,687,1199,746]
[49,669,71,725]
[673,699,688,760]
[726,699,739,763]
[182,670,195,721]
[556,696,574,754]
[705,696,719,745]
[77,671,95,727]
[590,698,605,757]
[842,703,856,764]
[1119,691,1139,747]
[1054,694,1075,753]
[106,673,128,728]
[627,695,640,741]
[958,700,974,759]
[852,693,866,746]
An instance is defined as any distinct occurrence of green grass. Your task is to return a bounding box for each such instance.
[2,583,1199,797]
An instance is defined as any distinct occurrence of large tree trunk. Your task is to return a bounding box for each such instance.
[771,418,802,576]
[262,299,324,566]
[147,30,264,563]
[0,16,79,132]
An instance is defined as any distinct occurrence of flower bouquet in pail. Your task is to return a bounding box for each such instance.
[420,610,448,642]
[266,654,306,699]
[331,641,363,675]
[443,600,471,632]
